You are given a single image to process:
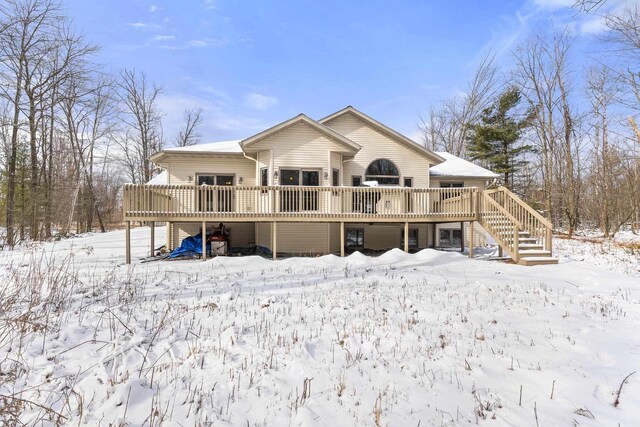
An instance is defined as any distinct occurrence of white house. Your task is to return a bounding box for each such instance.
[123,106,556,266]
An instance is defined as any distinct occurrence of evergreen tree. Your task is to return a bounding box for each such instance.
[467,87,533,188]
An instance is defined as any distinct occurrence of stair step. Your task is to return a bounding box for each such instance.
[519,237,537,243]
[518,257,559,266]
[518,243,543,250]
[518,250,552,257]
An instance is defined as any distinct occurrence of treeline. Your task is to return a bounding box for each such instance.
[0,0,202,247]
[1,0,638,245]
[421,4,640,238]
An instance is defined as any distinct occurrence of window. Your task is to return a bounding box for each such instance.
[404,177,413,212]
[260,167,268,186]
[440,182,464,188]
[439,229,462,247]
[352,176,362,186]
[402,228,419,249]
[346,229,364,248]
[365,159,400,185]
[332,169,340,186]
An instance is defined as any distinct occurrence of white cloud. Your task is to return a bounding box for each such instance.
[149,5,163,13]
[152,35,175,41]
[128,22,149,29]
[531,0,574,10]
[156,94,268,142]
[420,84,439,92]
[244,93,279,110]
[580,15,608,34]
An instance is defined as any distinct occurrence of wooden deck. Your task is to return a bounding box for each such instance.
[123,184,479,223]
[122,184,557,266]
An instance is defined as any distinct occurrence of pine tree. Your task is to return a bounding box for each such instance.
[467,87,533,188]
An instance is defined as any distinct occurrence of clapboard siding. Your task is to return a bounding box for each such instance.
[173,222,255,249]
[275,223,330,254]
[430,177,489,189]
[323,113,431,188]
[344,223,429,251]
[435,222,489,247]
[249,122,347,186]
[256,222,271,248]
[168,156,256,185]
[330,152,342,185]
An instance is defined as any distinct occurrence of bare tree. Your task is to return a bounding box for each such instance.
[0,0,60,245]
[175,107,202,147]
[115,69,163,184]
[420,54,502,157]
[585,65,620,235]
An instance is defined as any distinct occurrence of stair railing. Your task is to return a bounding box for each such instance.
[485,187,553,254]
[479,192,522,262]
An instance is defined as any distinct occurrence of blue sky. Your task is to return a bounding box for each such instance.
[65,0,630,144]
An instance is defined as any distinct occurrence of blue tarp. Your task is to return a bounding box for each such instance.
[169,232,210,258]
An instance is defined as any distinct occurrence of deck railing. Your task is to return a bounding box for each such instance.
[123,184,479,220]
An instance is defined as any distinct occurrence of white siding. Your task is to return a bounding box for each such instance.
[275,223,330,254]
[167,156,256,185]
[256,222,271,248]
[435,222,489,248]
[430,177,489,189]
[323,113,431,188]
[344,223,429,251]
[173,222,255,249]
[248,122,348,185]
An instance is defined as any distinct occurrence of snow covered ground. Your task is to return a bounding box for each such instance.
[1,227,639,426]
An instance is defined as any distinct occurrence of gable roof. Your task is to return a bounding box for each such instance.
[150,140,245,164]
[240,113,361,154]
[163,140,243,154]
[430,152,500,179]
[146,170,168,185]
[319,106,445,164]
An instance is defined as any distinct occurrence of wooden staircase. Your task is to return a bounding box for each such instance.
[479,187,558,266]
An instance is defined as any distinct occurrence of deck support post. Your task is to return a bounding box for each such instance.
[545,226,552,255]
[431,223,436,248]
[460,221,464,253]
[340,222,345,257]
[498,246,503,257]
[513,225,520,264]
[404,222,409,252]
[272,222,277,260]
[125,221,131,264]
[202,221,207,261]
[150,221,155,257]
[469,221,474,258]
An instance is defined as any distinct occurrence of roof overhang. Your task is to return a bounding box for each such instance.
[319,106,445,164]
[430,174,500,180]
[240,113,361,155]
[150,151,246,166]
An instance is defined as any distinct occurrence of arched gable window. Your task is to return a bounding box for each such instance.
[365,159,400,185]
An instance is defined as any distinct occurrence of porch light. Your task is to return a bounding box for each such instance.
[238,177,243,184]
[188,175,193,182]
[323,170,329,180]
[274,170,279,180]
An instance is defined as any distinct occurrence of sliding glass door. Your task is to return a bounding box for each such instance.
[197,174,234,212]
[280,169,319,212]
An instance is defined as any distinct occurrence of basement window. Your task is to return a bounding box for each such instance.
[346,229,364,248]
[439,229,462,247]
[402,228,419,249]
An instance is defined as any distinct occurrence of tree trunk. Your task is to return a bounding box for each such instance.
[6,65,23,247]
